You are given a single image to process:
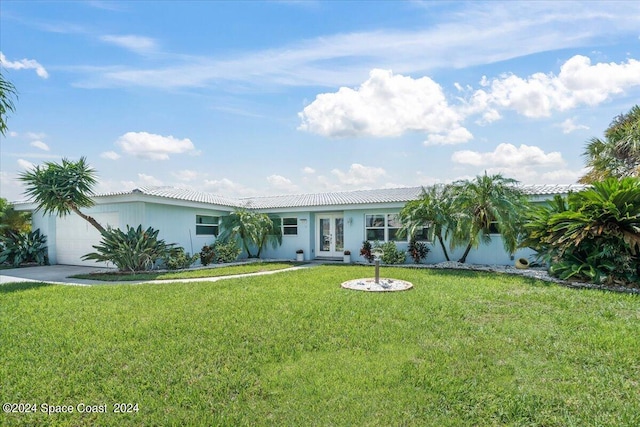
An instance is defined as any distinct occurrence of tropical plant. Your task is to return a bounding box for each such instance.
[408,238,430,264]
[212,239,241,263]
[374,241,406,264]
[0,71,18,137]
[19,157,105,233]
[162,247,198,270]
[398,184,454,261]
[360,240,374,263]
[0,229,48,267]
[82,225,176,272]
[449,173,529,263]
[521,178,640,286]
[580,105,640,183]
[200,244,216,266]
[0,198,31,236]
[218,210,282,258]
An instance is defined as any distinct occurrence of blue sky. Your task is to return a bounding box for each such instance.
[1,0,639,202]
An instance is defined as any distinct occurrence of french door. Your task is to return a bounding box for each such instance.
[316,214,344,257]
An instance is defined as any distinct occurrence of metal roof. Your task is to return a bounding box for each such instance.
[95,183,588,210]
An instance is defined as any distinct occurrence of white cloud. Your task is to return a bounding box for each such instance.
[540,168,586,184]
[75,3,640,90]
[266,174,299,192]
[472,56,640,118]
[26,132,47,139]
[331,163,386,186]
[115,131,196,160]
[0,52,49,78]
[17,159,35,170]
[172,169,200,182]
[452,143,564,168]
[298,69,470,143]
[558,117,590,134]
[137,173,163,186]
[424,127,474,146]
[202,178,255,197]
[302,166,316,174]
[100,35,157,54]
[8,131,18,137]
[121,173,164,191]
[100,151,121,160]
[449,143,580,184]
[29,141,50,151]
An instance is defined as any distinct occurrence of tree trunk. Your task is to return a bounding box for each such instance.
[458,243,473,263]
[71,206,106,234]
[436,234,450,261]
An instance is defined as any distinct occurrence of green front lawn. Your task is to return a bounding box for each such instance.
[1,266,638,426]
[71,261,301,281]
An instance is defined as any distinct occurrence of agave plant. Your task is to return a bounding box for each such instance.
[0,229,48,267]
[82,225,176,272]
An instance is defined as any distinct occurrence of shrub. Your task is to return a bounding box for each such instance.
[360,241,374,263]
[522,178,640,286]
[162,247,198,270]
[82,225,175,272]
[375,241,406,265]
[0,229,48,267]
[200,244,216,266]
[408,238,429,264]
[213,240,241,263]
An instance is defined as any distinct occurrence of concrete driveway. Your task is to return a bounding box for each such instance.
[0,265,116,286]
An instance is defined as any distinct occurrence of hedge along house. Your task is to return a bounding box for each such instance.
[16,184,586,267]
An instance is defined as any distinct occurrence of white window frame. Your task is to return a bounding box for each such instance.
[364,213,404,242]
[195,215,219,236]
[281,217,298,236]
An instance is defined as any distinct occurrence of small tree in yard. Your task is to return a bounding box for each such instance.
[449,174,529,263]
[218,209,282,258]
[19,157,106,233]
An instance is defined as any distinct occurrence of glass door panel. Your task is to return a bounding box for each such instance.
[320,218,331,252]
[334,218,344,253]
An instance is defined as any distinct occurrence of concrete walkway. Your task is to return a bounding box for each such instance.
[0,263,314,286]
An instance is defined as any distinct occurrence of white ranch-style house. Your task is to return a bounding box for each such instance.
[18,184,586,267]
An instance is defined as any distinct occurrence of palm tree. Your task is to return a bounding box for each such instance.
[580,105,640,183]
[19,157,106,233]
[450,173,529,263]
[0,71,18,137]
[218,209,282,258]
[398,184,454,261]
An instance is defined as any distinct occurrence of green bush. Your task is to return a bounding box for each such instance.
[82,225,176,272]
[213,240,241,263]
[522,178,640,286]
[0,229,48,267]
[375,241,406,264]
[162,247,198,270]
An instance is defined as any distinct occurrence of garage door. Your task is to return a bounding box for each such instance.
[55,212,119,266]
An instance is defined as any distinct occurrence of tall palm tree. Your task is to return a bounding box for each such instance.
[218,209,282,258]
[450,173,529,263]
[0,71,18,137]
[19,157,106,233]
[580,105,640,183]
[398,184,454,261]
